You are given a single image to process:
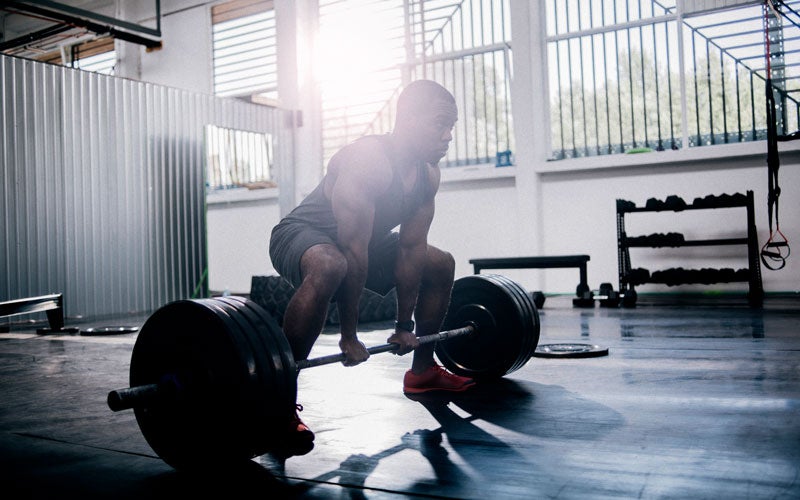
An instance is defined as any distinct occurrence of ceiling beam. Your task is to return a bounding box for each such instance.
[3,0,162,50]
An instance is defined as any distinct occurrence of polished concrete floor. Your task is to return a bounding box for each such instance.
[1,292,799,499]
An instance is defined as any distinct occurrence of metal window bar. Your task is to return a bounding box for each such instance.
[640,23,649,147]
[626,25,636,149]
[615,15,624,154]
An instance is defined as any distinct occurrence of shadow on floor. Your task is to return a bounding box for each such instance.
[269,378,625,498]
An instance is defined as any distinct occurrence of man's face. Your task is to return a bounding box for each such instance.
[412,99,458,165]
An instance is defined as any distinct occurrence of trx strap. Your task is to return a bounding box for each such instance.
[761,0,791,270]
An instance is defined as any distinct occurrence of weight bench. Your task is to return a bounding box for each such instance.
[469,255,592,307]
[0,293,73,333]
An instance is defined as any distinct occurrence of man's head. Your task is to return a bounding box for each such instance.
[394,80,458,165]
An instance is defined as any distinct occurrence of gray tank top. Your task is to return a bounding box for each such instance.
[279,134,432,241]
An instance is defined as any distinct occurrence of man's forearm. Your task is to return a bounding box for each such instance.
[394,245,426,325]
[337,251,368,339]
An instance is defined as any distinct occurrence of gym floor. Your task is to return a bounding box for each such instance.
[1,293,798,499]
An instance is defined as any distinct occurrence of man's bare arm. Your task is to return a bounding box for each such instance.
[329,142,392,364]
[390,167,440,354]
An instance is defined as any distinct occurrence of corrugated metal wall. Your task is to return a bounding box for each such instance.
[1,54,282,320]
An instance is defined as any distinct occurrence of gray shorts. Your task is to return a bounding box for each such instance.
[269,221,399,296]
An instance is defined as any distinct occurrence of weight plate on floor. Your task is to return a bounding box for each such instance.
[216,297,296,437]
[81,326,139,336]
[227,296,297,403]
[129,298,260,469]
[205,300,276,461]
[212,298,290,458]
[437,274,540,380]
[224,297,300,455]
[533,343,609,358]
[489,274,541,373]
[36,327,80,335]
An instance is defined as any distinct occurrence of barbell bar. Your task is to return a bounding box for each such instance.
[108,323,479,411]
[106,274,540,470]
[299,323,479,369]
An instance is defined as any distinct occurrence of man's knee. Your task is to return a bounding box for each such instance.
[301,245,348,288]
[426,246,455,284]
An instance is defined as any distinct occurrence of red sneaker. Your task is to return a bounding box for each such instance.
[403,364,476,394]
[275,404,315,457]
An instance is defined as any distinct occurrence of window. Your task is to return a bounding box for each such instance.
[74,49,116,75]
[317,0,406,165]
[37,37,116,75]
[205,125,275,191]
[545,0,800,160]
[212,0,277,100]
[317,0,513,168]
[408,0,514,168]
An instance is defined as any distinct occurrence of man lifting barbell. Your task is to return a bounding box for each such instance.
[105,82,540,470]
[268,80,475,457]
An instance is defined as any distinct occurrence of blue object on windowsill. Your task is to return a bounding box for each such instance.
[496,150,513,167]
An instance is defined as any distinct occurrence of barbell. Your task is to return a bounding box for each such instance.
[107,274,540,470]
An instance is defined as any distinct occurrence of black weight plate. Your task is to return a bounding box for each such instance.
[232,298,301,455]
[229,297,297,411]
[533,343,609,358]
[217,297,296,442]
[438,275,521,379]
[159,299,260,468]
[488,274,541,372]
[531,291,545,309]
[129,299,259,470]
[231,296,297,380]
[437,274,539,381]
[206,300,278,459]
[212,298,286,459]
[475,274,539,371]
[81,326,139,336]
[480,274,535,375]
[218,297,293,401]
[493,274,541,372]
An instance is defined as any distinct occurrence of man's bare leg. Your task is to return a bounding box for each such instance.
[411,245,455,374]
[402,245,473,393]
[282,244,347,361]
[276,244,348,457]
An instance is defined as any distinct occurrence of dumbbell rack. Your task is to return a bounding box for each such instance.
[616,190,763,307]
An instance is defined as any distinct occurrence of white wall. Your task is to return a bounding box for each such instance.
[118,0,212,93]
[206,190,282,293]
[432,171,520,277]
[138,6,211,94]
